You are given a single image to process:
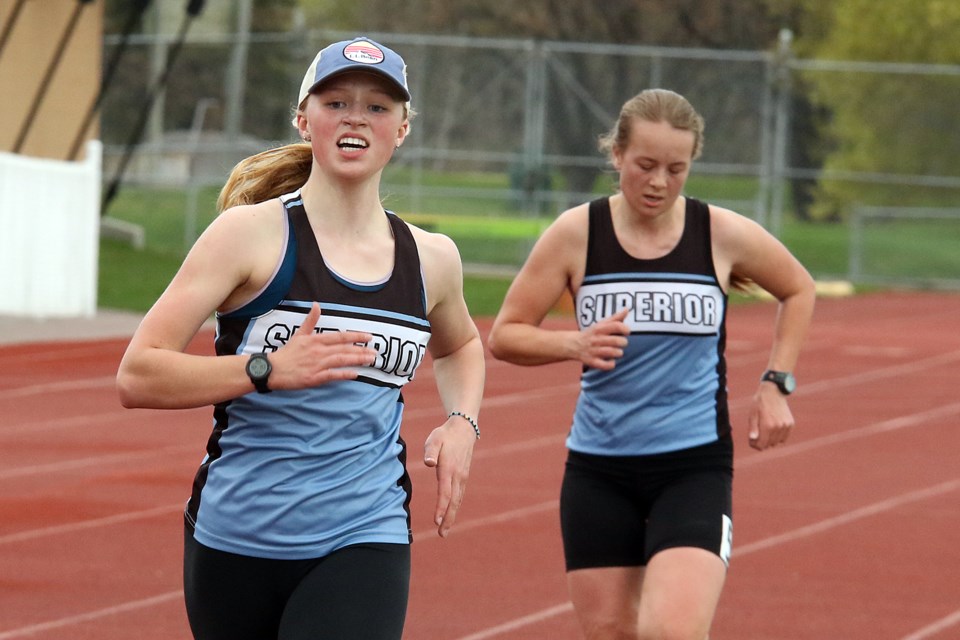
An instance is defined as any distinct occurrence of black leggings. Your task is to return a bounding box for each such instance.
[183,528,410,640]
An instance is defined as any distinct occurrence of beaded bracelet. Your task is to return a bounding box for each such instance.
[448,411,480,440]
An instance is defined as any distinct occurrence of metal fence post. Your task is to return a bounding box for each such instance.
[769,28,794,237]
[521,39,547,216]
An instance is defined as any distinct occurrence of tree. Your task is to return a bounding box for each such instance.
[299,0,810,209]
[804,0,960,216]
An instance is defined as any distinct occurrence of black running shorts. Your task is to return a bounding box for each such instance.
[560,438,733,571]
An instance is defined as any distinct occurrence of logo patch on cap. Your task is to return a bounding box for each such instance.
[343,40,385,65]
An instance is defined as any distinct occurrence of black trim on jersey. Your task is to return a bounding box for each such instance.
[185,401,230,530]
[630,331,720,338]
[584,196,731,443]
[286,200,429,325]
[581,274,719,287]
[273,302,430,333]
[395,435,413,542]
[220,213,298,320]
[355,374,404,389]
[585,196,720,280]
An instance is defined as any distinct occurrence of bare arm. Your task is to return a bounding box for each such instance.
[488,205,630,369]
[116,202,376,409]
[712,206,816,450]
[413,226,485,537]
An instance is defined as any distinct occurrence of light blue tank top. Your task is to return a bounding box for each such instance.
[186,191,431,559]
[569,197,730,456]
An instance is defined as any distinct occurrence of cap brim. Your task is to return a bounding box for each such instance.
[299,67,411,106]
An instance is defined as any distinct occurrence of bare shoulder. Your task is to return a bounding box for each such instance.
[184,198,287,310]
[195,199,287,271]
[525,202,589,273]
[548,202,590,238]
[708,202,770,250]
[707,201,811,296]
[210,198,286,239]
[405,220,462,272]
[708,202,754,231]
[402,220,465,312]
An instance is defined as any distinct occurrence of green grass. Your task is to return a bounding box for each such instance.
[858,218,960,279]
[103,186,222,255]
[780,219,850,277]
[97,238,515,316]
[97,240,181,312]
[105,174,960,318]
[463,275,513,316]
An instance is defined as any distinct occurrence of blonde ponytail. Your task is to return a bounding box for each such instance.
[217,143,314,212]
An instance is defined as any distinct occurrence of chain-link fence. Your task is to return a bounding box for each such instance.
[99,29,960,287]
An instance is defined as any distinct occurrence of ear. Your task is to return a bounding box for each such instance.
[295,106,309,140]
[611,147,623,171]
[395,120,410,148]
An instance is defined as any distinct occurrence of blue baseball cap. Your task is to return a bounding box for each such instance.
[297,37,411,107]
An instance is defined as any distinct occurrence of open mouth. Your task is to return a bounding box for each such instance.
[337,136,369,150]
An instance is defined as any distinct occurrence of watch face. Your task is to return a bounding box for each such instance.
[248,356,270,378]
[782,373,797,393]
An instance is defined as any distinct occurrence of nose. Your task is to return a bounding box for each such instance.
[649,166,668,188]
[342,104,367,125]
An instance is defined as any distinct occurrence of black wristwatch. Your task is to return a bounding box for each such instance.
[761,370,796,395]
[246,353,272,394]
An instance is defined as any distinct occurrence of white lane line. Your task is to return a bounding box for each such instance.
[733,479,960,557]
[0,375,117,400]
[736,401,960,468]
[899,609,960,640]
[2,398,954,546]
[0,592,183,640]
[2,479,955,639]
[1,409,144,436]
[0,444,197,480]
[0,504,182,545]
[412,500,558,540]
[456,603,575,640]
[1,351,957,638]
[451,478,960,640]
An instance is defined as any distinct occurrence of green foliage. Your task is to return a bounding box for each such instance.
[297,0,364,29]
[820,0,960,64]
[804,0,960,218]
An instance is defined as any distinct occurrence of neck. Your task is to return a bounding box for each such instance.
[612,193,685,231]
[299,173,387,233]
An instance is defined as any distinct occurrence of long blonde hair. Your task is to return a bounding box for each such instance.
[216,143,314,212]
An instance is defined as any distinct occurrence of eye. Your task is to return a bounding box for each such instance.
[368,103,389,114]
[326,100,347,110]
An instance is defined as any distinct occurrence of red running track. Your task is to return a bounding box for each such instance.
[1,290,959,639]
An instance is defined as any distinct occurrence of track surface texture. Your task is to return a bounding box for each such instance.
[1,291,958,639]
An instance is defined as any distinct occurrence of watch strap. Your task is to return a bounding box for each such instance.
[760,369,794,395]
